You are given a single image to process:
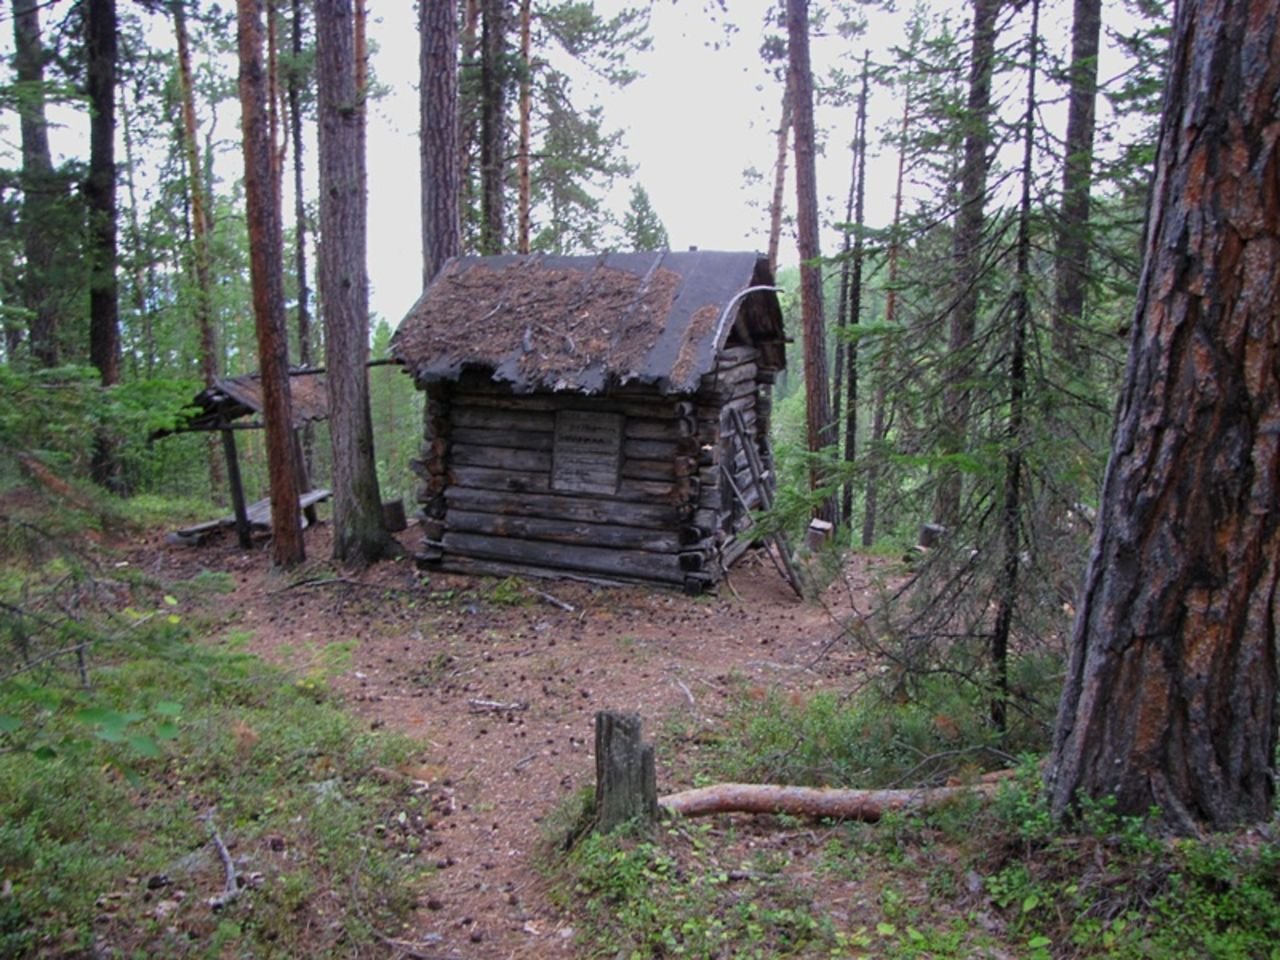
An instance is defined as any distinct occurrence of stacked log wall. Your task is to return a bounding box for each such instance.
[411,346,774,591]
[413,373,701,586]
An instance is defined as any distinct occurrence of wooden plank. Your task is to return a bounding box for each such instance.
[626,416,694,441]
[622,437,685,461]
[444,485,679,527]
[451,442,552,472]
[441,531,686,583]
[449,465,553,494]
[452,425,554,451]
[451,405,555,433]
[446,509,682,552]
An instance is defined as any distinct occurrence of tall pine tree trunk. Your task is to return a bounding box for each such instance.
[479,0,507,254]
[86,0,122,491]
[173,0,225,494]
[13,0,60,367]
[838,54,869,526]
[1052,0,1101,364]
[420,0,461,284]
[861,90,911,548]
[935,0,998,529]
[238,0,304,566]
[316,0,395,567]
[516,0,531,253]
[1048,0,1279,834]
[787,0,834,523]
[766,79,790,276]
[990,0,1040,733]
[287,0,314,473]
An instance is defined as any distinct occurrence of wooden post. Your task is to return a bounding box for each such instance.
[593,711,657,833]
[220,422,252,548]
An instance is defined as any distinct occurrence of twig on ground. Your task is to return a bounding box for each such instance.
[468,698,529,714]
[200,809,240,909]
[527,587,575,612]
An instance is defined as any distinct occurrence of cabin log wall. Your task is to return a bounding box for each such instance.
[412,345,773,591]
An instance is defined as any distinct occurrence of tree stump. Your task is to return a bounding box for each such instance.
[593,711,658,833]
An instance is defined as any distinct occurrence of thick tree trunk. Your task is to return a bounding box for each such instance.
[786,0,834,523]
[238,0,304,567]
[86,0,122,491]
[315,0,395,567]
[935,0,998,529]
[420,0,461,285]
[1048,0,1280,834]
[479,0,508,254]
[13,0,60,367]
[1052,0,1101,363]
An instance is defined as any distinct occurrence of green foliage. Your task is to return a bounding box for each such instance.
[0,616,424,957]
[716,673,1049,790]
[557,824,832,959]
[621,183,670,251]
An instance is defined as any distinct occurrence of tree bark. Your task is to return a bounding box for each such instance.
[935,0,999,529]
[13,0,60,367]
[786,0,834,523]
[238,0,304,567]
[1048,0,1280,834]
[315,0,396,567]
[86,0,122,491]
[420,0,461,285]
[1052,0,1102,363]
[479,0,508,254]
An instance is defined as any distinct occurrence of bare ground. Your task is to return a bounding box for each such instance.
[137,519,888,958]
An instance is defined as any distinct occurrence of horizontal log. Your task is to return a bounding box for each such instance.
[452,425,555,452]
[623,437,690,461]
[451,442,551,472]
[431,554,627,589]
[659,782,1001,821]
[446,509,682,552]
[718,345,759,366]
[626,416,695,441]
[445,485,680,527]
[451,405,555,433]
[441,531,686,583]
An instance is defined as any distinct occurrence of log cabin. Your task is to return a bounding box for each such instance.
[389,250,787,593]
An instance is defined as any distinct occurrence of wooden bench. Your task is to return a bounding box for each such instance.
[169,489,332,546]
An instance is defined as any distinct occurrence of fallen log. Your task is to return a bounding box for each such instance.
[658,781,1001,822]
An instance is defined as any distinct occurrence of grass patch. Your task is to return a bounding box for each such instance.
[0,617,431,957]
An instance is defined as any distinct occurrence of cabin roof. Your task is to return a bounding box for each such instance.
[390,250,786,394]
[164,371,330,435]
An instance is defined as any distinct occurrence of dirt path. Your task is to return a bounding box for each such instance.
[140,522,882,958]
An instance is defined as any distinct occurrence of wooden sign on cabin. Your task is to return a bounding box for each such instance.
[552,410,624,494]
[390,250,787,593]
